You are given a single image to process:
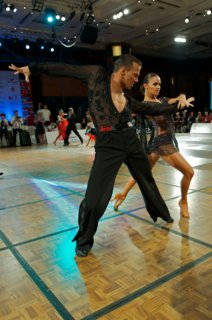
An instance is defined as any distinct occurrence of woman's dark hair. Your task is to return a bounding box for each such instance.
[113,54,142,72]
[140,72,159,95]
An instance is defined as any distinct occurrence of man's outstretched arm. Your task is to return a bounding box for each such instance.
[9,63,102,87]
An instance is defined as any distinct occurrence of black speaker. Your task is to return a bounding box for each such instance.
[80,25,98,44]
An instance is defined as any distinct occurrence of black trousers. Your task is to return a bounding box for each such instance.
[64,125,83,145]
[0,129,8,141]
[12,129,22,146]
[73,127,171,250]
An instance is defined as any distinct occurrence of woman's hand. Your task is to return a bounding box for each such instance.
[176,95,195,109]
[8,64,31,82]
[186,97,195,107]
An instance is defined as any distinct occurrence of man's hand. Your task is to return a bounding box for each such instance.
[8,64,31,82]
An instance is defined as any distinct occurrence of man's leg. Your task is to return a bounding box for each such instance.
[125,136,173,223]
[72,127,83,144]
[73,136,125,256]
[64,126,71,145]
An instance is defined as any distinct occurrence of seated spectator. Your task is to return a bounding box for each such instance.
[195,111,202,123]
[186,111,195,132]
[201,111,212,123]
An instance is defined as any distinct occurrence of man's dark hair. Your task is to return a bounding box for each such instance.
[113,54,142,72]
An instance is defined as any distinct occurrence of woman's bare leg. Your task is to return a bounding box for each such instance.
[161,152,194,217]
[53,134,60,145]
[113,153,159,210]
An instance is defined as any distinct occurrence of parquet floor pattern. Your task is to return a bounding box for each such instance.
[0,133,211,320]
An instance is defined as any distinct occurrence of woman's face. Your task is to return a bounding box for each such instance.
[144,75,161,97]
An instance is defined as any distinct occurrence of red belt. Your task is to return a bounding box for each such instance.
[99,126,113,132]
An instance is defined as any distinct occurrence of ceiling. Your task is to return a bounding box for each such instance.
[0,0,212,60]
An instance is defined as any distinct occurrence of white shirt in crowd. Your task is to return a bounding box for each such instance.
[11,116,23,129]
[41,108,51,122]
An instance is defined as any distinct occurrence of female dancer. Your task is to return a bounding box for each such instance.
[53,109,68,145]
[113,73,194,218]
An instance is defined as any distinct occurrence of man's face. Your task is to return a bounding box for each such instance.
[122,62,141,90]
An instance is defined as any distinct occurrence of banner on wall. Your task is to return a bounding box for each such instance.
[0,71,33,122]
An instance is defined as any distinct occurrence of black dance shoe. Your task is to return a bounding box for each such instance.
[165,217,174,223]
[75,247,89,257]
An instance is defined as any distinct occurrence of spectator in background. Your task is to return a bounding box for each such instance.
[41,104,51,126]
[201,110,212,123]
[11,110,23,146]
[81,117,87,129]
[64,108,83,146]
[186,111,195,132]
[0,113,8,147]
[35,110,46,144]
[174,112,184,133]
[26,110,35,126]
[195,111,202,123]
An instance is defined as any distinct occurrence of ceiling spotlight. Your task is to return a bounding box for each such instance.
[184,17,190,23]
[206,9,211,15]
[5,4,11,11]
[123,9,129,15]
[174,37,187,43]
[44,8,56,24]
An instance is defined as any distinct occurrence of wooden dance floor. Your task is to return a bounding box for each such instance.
[0,133,211,320]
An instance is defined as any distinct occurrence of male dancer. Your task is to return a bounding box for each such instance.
[9,55,190,257]
[64,108,83,145]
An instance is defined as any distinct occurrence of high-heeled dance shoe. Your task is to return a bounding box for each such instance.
[178,200,190,218]
[112,193,126,211]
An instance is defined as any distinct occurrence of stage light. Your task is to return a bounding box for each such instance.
[174,37,187,43]
[206,9,211,15]
[5,4,11,11]
[123,9,129,15]
[185,17,190,23]
[44,8,56,24]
